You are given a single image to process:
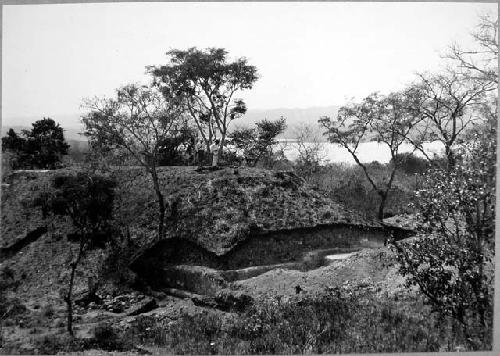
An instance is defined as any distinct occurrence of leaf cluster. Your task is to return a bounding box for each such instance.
[2,118,70,169]
[228,117,286,165]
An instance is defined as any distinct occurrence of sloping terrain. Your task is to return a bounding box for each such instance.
[111,166,381,255]
[2,166,380,256]
[0,166,410,354]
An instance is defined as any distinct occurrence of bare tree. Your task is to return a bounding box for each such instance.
[319,91,421,220]
[412,70,494,168]
[293,122,326,178]
[445,14,498,85]
[82,84,185,241]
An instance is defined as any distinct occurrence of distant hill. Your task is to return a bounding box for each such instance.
[1,105,340,142]
[1,124,86,142]
[239,105,339,139]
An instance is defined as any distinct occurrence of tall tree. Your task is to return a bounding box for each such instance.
[319,91,422,219]
[148,47,259,157]
[82,83,185,241]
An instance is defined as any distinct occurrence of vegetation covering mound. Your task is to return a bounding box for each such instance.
[2,166,379,256]
[110,166,381,255]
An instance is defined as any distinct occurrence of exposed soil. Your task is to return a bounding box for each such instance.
[0,167,416,354]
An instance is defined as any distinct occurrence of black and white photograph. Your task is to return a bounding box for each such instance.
[0,1,498,354]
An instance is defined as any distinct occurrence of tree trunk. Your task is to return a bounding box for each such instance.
[150,167,166,240]
[377,193,388,221]
[218,133,226,160]
[65,265,76,337]
[65,240,85,337]
[445,145,455,170]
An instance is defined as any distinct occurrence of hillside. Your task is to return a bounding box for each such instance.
[1,166,379,255]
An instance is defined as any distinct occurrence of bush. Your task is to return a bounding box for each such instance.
[2,118,70,170]
[390,153,431,174]
[33,333,88,354]
[134,289,476,354]
[393,120,496,349]
[299,163,418,218]
[94,322,135,351]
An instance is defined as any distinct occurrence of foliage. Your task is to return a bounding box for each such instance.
[93,322,135,351]
[82,84,185,167]
[228,117,286,166]
[393,118,495,346]
[38,173,116,238]
[319,90,422,219]
[157,125,198,166]
[35,172,117,336]
[148,47,259,155]
[1,118,70,169]
[128,289,483,354]
[410,70,494,168]
[305,163,418,219]
[82,83,185,240]
[390,152,432,175]
[293,123,326,178]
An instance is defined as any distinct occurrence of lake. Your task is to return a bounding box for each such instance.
[279,141,445,165]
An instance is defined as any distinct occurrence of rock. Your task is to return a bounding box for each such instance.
[127,298,158,316]
[214,290,253,312]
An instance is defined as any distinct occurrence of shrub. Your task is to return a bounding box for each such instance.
[390,152,431,174]
[2,118,70,170]
[140,288,476,354]
[93,322,134,351]
[393,120,496,349]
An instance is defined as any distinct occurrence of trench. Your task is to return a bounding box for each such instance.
[0,226,48,260]
[131,224,410,296]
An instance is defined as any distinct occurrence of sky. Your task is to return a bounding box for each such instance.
[2,1,498,128]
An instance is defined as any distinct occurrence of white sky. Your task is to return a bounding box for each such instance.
[2,2,497,127]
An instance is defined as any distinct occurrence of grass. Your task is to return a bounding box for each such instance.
[300,162,420,219]
[120,288,490,354]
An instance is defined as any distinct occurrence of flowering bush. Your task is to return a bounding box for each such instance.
[393,118,495,347]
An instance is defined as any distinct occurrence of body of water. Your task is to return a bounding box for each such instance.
[279,141,445,165]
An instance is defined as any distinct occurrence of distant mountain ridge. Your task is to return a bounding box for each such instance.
[1,105,340,141]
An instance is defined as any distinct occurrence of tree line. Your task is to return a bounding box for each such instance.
[1,13,496,343]
[319,14,497,219]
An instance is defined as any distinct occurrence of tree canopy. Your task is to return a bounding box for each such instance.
[148,47,259,155]
[82,83,186,240]
[319,91,422,219]
[228,117,286,166]
[2,118,70,170]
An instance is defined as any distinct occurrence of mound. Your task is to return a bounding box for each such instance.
[111,166,381,256]
[2,166,381,260]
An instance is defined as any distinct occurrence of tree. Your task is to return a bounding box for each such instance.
[1,118,70,169]
[411,70,494,169]
[445,14,498,85]
[228,117,286,166]
[148,47,259,157]
[82,83,185,241]
[157,125,198,166]
[392,115,495,347]
[2,129,25,170]
[319,91,422,220]
[293,123,326,178]
[36,173,116,336]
